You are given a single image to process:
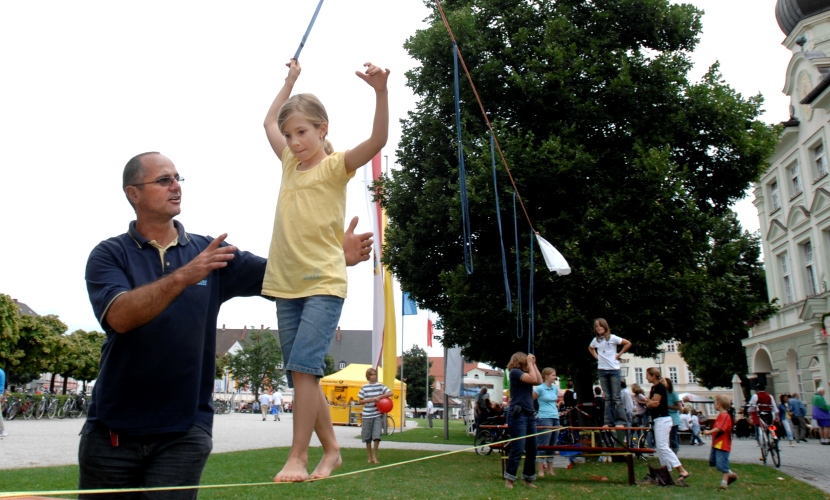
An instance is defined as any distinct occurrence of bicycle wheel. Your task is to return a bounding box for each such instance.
[7,402,20,421]
[23,401,35,420]
[35,399,47,420]
[474,430,493,455]
[69,401,81,419]
[385,415,396,435]
[47,399,58,419]
[759,430,769,464]
[770,436,781,467]
[57,399,71,419]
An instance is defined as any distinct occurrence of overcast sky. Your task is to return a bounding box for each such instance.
[0,0,792,357]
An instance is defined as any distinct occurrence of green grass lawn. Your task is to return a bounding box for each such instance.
[0,421,826,499]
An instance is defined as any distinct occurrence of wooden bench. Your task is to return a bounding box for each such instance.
[480,425,655,485]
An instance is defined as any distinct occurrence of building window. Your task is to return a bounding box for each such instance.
[769,180,781,212]
[802,241,819,296]
[635,367,644,385]
[665,341,676,353]
[815,143,828,179]
[474,374,479,379]
[789,162,802,197]
[338,361,346,370]
[687,366,697,385]
[779,252,795,304]
[796,357,804,396]
[668,366,678,384]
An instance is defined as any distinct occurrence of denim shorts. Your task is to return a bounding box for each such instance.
[275,295,344,388]
[709,447,730,473]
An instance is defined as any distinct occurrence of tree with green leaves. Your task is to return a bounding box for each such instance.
[12,314,66,386]
[226,329,284,399]
[400,345,433,409]
[0,293,22,370]
[64,329,106,391]
[380,0,777,399]
[324,354,336,376]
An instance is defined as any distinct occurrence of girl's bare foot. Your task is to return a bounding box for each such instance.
[505,479,514,489]
[310,451,343,479]
[274,457,310,483]
[372,459,381,464]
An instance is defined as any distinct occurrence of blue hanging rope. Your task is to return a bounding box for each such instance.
[528,231,535,355]
[453,41,473,274]
[294,0,325,60]
[491,133,512,312]
[514,191,523,339]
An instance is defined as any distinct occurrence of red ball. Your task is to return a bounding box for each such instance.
[376,397,393,414]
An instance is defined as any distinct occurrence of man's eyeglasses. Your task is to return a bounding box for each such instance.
[131,175,184,188]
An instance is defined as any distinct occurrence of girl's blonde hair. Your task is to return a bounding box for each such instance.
[507,352,528,372]
[541,367,556,379]
[631,383,644,395]
[593,318,610,333]
[278,93,334,155]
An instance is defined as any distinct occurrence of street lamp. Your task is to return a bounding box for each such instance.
[653,349,666,373]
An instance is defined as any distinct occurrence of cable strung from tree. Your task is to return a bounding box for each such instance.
[453,40,473,275]
[491,132,512,312]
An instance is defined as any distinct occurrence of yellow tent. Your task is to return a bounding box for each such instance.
[320,364,406,426]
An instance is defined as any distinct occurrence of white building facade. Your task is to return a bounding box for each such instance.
[744,1,830,407]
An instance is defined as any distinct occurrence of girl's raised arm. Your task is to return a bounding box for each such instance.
[264,59,301,162]
[344,62,390,173]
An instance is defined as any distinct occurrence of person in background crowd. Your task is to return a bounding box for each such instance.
[777,394,795,447]
[689,409,704,446]
[812,386,830,445]
[259,390,272,422]
[664,377,681,453]
[789,392,808,443]
[475,387,489,429]
[0,366,7,437]
[563,380,577,409]
[592,386,605,427]
[357,367,393,464]
[631,383,649,429]
[533,367,561,478]
[271,388,282,421]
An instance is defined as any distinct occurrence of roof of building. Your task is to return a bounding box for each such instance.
[13,299,37,317]
[776,0,830,35]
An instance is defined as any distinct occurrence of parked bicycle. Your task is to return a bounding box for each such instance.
[58,390,89,419]
[474,415,509,455]
[4,395,22,421]
[35,392,59,420]
[21,394,37,420]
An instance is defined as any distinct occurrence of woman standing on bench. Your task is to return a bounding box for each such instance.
[503,352,543,489]
[645,367,690,483]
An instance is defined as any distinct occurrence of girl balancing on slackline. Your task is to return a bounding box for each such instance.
[261,57,389,482]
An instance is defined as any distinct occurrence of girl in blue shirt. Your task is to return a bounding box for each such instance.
[533,367,561,477]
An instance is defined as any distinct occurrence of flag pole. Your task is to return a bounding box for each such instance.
[400,292,406,428]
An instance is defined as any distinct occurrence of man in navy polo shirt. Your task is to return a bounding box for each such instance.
[80,152,371,498]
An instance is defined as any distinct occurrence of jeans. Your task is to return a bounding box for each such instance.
[275,295,344,388]
[504,410,537,482]
[78,424,212,499]
[536,417,560,464]
[690,429,703,445]
[781,419,794,441]
[670,424,680,453]
[598,369,626,426]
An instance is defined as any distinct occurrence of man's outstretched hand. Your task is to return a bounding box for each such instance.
[344,216,373,266]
